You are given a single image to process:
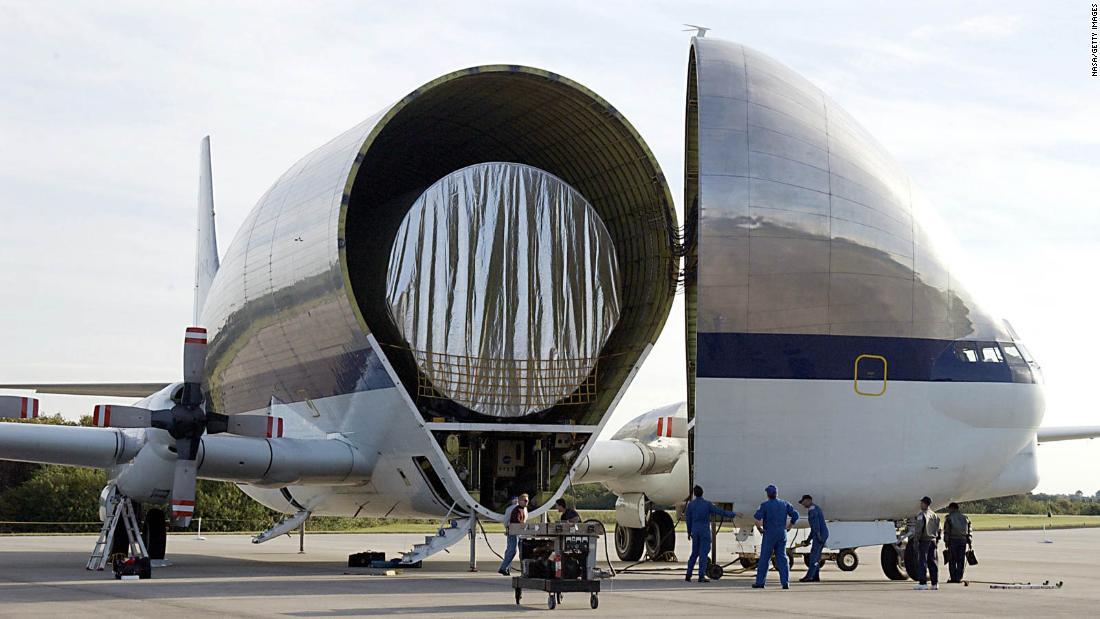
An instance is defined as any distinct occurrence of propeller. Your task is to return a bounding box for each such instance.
[90,326,283,527]
[165,327,207,526]
[0,396,40,420]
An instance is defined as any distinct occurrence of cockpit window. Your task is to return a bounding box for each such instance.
[980,345,1004,363]
[1015,342,1036,364]
[1001,343,1026,364]
[955,342,979,363]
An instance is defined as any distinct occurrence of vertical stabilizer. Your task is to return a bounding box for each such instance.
[193,136,219,324]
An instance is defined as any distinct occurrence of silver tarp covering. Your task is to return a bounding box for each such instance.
[385,162,621,418]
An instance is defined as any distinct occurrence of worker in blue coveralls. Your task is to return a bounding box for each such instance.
[753,484,799,589]
[684,485,741,583]
[798,494,829,582]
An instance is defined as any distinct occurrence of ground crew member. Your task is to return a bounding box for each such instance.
[684,485,740,583]
[943,502,972,583]
[554,498,581,524]
[497,493,528,575]
[753,484,799,589]
[798,494,828,582]
[910,496,940,590]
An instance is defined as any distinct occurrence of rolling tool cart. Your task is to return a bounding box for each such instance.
[510,521,604,610]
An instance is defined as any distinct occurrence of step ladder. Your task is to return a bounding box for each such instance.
[87,490,148,571]
[399,517,473,565]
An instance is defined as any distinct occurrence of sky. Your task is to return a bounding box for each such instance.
[1,1,1097,493]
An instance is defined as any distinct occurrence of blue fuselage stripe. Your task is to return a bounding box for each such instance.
[696,332,1035,384]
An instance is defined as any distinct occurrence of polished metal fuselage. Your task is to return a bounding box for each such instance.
[197,65,677,520]
[687,37,1045,519]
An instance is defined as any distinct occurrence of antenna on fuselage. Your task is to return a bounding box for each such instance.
[682,24,711,37]
[193,136,220,324]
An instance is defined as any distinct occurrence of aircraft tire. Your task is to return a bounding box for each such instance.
[143,508,167,560]
[614,523,645,561]
[903,540,922,580]
[644,510,676,558]
[879,543,907,580]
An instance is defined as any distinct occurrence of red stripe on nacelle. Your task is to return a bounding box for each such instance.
[266,416,285,438]
[183,338,207,345]
[32,399,38,418]
[92,405,111,427]
[665,417,672,437]
[656,417,663,437]
[171,499,196,506]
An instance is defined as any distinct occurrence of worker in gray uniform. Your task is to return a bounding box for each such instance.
[910,496,940,590]
[943,502,972,583]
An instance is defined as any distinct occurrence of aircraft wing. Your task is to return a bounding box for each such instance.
[0,421,370,486]
[1037,426,1100,443]
[0,422,142,468]
[0,383,171,397]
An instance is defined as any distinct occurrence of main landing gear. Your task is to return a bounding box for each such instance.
[614,510,675,561]
[880,539,921,581]
[143,508,168,561]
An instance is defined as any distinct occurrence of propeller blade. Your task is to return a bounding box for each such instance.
[181,327,207,409]
[170,438,199,527]
[0,396,39,420]
[166,326,208,527]
[226,415,285,438]
[91,404,152,428]
[183,327,207,385]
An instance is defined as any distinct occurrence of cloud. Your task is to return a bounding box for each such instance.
[910,14,1023,40]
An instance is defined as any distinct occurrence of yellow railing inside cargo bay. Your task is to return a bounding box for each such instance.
[407,349,599,407]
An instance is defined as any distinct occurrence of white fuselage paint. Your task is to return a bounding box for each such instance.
[695,377,1044,519]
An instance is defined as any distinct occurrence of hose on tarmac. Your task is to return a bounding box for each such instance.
[614,515,758,576]
[614,511,689,574]
[476,518,507,563]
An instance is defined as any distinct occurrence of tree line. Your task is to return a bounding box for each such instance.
[3,416,1098,533]
[0,416,418,533]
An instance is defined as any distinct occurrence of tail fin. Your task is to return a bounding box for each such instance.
[193,136,219,324]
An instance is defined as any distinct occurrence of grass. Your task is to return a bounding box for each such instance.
[6,512,1100,536]
[184,512,1100,535]
[968,514,1100,531]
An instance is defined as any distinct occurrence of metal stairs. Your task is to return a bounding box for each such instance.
[399,517,472,565]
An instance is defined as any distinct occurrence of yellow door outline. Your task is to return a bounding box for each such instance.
[854,354,887,396]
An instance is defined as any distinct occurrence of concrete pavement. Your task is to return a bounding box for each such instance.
[0,527,1094,616]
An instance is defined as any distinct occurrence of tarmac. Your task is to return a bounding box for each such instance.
[0,527,1096,617]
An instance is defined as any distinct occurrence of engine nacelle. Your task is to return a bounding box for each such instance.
[574,439,681,483]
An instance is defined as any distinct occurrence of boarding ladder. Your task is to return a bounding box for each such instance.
[400,502,473,565]
[86,489,148,571]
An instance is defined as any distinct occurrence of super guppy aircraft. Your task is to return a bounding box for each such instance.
[1,36,1096,575]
